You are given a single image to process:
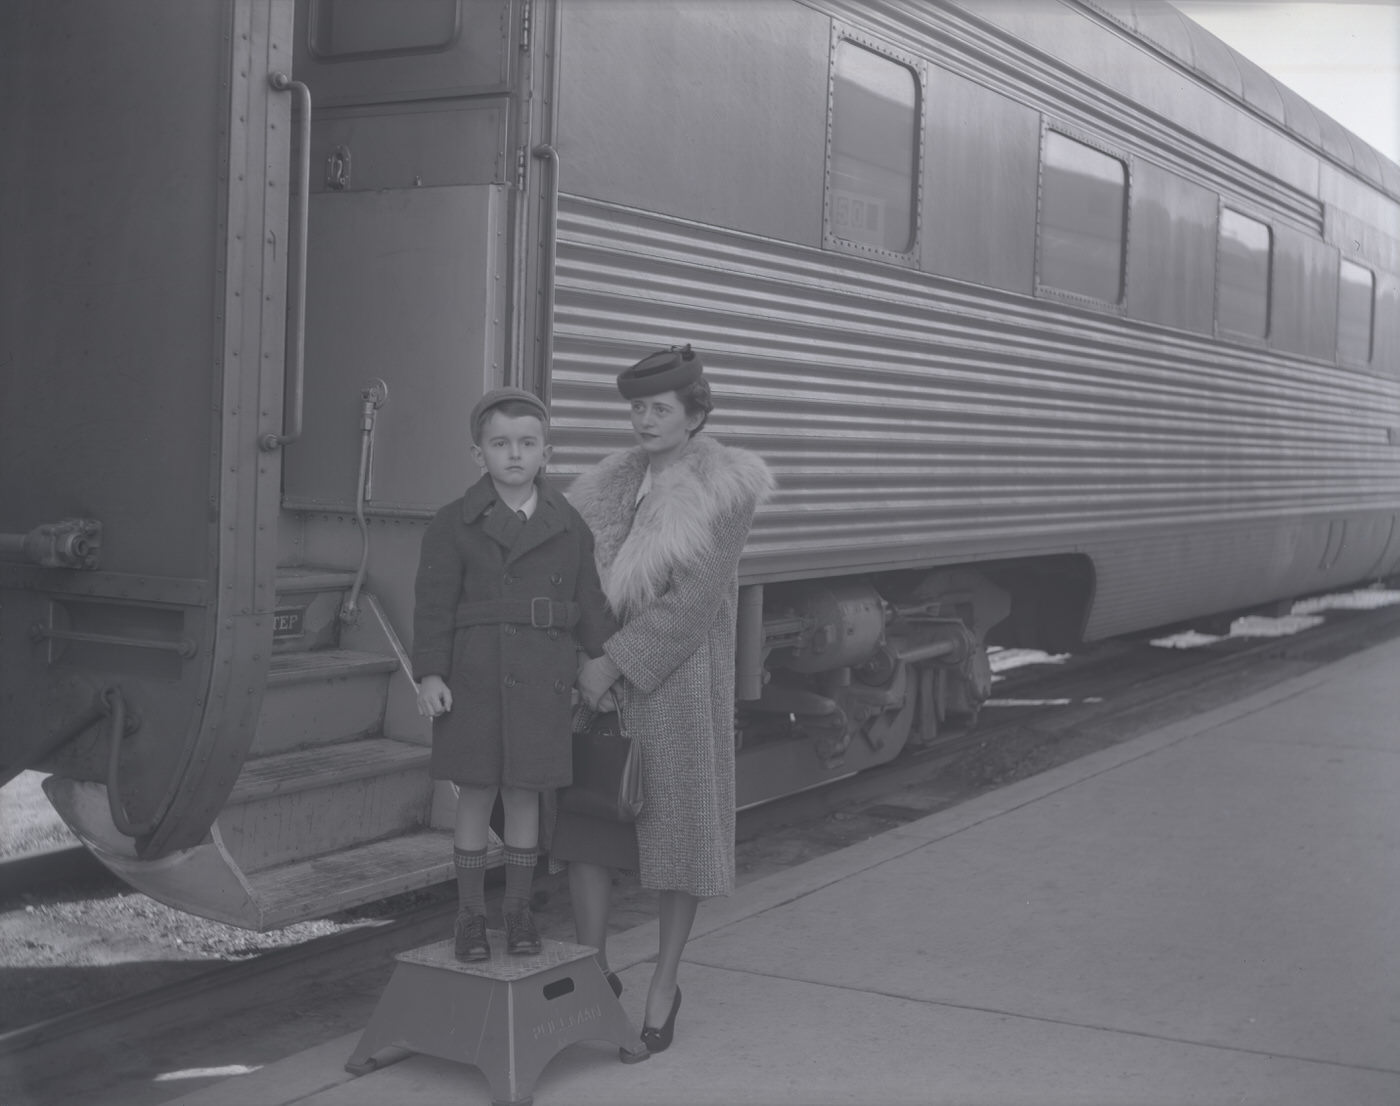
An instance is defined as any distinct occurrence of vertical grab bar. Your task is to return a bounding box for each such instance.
[531,144,560,386]
[261,72,312,452]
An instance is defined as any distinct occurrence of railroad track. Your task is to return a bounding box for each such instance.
[5,591,1400,1096]
[0,891,458,1057]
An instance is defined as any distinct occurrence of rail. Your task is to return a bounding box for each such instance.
[531,144,561,382]
[260,72,312,452]
[342,379,389,623]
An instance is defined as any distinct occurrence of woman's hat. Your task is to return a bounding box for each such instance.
[617,344,704,399]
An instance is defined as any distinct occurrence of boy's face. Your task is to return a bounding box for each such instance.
[472,411,550,489]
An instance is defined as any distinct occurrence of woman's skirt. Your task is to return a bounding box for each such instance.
[550,807,640,871]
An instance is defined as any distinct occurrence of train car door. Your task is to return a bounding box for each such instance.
[281,0,530,618]
[0,1,293,854]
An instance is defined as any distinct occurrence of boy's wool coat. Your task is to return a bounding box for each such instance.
[568,433,774,897]
[412,474,614,788]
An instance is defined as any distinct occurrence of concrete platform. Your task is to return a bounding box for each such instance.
[164,637,1400,1105]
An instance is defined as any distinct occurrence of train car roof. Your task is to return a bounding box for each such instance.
[1086,0,1400,202]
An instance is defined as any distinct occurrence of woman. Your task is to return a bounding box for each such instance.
[562,344,774,1056]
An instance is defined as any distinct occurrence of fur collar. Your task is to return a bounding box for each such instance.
[568,434,774,616]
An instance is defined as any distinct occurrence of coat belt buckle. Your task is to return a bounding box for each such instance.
[530,597,555,629]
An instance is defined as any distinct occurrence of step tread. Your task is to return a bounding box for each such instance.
[246,830,503,929]
[275,566,360,593]
[230,737,429,804]
[268,649,398,685]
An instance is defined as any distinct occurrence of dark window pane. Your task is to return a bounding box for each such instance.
[1217,209,1271,340]
[829,41,918,254]
[1337,260,1374,364]
[309,0,459,58]
[1039,132,1125,303]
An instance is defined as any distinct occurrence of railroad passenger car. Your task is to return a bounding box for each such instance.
[2,0,1397,929]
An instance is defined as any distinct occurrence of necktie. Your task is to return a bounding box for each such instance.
[517,510,528,523]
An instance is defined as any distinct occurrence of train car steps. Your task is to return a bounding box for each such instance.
[184,567,486,929]
[244,828,464,930]
[256,650,400,754]
[219,737,431,873]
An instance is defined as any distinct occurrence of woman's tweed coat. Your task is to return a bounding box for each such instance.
[411,474,614,788]
[568,434,774,897]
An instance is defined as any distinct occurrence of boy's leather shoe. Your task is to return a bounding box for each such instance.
[454,911,490,962]
[504,905,542,955]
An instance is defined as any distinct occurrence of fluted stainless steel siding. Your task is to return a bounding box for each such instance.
[546,198,1400,638]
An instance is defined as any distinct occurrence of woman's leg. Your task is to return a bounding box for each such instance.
[645,889,698,1027]
[569,861,615,970]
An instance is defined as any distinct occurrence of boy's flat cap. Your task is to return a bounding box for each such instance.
[617,344,703,398]
[470,387,549,441]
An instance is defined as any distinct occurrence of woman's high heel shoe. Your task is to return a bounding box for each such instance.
[640,986,681,1054]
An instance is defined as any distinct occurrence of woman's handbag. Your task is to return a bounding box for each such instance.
[559,705,643,823]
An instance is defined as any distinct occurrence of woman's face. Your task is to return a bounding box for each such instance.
[629,390,701,458]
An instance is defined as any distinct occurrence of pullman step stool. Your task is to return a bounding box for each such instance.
[345,934,648,1106]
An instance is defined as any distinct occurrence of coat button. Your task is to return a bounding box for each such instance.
[550,572,563,585]
[553,679,567,693]
[504,674,518,688]
[503,573,516,585]
[546,627,560,640]
[504,624,517,636]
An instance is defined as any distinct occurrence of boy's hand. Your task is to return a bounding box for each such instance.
[577,654,620,710]
[416,675,452,718]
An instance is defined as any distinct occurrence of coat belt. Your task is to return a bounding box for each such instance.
[455,598,580,630]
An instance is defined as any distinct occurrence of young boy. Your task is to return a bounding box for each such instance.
[412,387,614,961]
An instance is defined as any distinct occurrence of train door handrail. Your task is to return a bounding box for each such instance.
[531,143,560,387]
[261,72,312,452]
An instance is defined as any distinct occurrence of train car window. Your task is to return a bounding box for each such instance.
[1336,260,1375,364]
[308,0,460,59]
[1216,209,1271,341]
[1125,162,1217,334]
[826,40,919,256]
[1037,131,1126,304]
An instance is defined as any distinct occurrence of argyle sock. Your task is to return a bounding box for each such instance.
[502,846,538,914]
[454,846,488,916]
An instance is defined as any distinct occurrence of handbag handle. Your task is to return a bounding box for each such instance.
[572,698,627,737]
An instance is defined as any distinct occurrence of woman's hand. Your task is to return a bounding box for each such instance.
[577,654,621,710]
[416,675,452,718]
